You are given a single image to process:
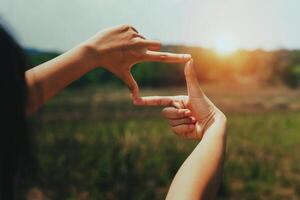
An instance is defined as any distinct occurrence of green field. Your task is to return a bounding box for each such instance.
[28,86,300,200]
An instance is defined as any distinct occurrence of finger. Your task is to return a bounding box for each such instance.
[141,40,161,51]
[161,107,191,119]
[190,116,196,121]
[122,73,139,99]
[185,110,193,117]
[172,124,195,137]
[173,100,185,109]
[131,38,161,51]
[129,26,139,33]
[143,51,191,63]
[134,96,175,106]
[184,59,204,97]
[168,117,195,126]
[132,33,146,40]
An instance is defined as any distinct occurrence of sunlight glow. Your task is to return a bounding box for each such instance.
[212,32,238,56]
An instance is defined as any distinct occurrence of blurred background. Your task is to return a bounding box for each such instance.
[1,0,300,199]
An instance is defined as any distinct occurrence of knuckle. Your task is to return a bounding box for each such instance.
[120,24,130,31]
[129,25,138,32]
[159,54,167,61]
[161,109,167,116]
[177,110,184,117]
[161,107,171,117]
[161,107,173,116]
[131,33,143,40]
[187,118,193,123]
[129,37,142,46]
[128,25,135,30]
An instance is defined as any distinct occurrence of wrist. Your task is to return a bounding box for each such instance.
[75,42,102,71]
[201,111,227,139]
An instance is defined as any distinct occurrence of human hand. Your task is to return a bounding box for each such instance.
[134,59,226,139]
[81,24,191,99]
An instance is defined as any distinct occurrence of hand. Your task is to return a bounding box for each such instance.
[81,24,191,99]
[134,59,226,139]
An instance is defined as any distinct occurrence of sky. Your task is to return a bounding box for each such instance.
[0,0,300,52]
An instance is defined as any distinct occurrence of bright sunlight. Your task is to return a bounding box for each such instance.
[212,32,238,56]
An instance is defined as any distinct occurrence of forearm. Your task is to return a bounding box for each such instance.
[25,45,95,115]
[166,114,227,200]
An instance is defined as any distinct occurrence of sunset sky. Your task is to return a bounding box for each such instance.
[0,0,299,52]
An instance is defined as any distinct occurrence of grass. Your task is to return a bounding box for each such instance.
[28,86,300,200]
[224,112,300,199]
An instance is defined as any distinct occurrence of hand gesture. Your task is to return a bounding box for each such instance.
[82,24,191,99]
[134,60,226,139]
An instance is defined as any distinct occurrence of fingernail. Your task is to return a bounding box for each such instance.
[184,110,191,116]
[183,54,191,59]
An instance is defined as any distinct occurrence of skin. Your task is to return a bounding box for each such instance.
[25,24,191,115]
[135,60,227,199]
[24,24,226,199]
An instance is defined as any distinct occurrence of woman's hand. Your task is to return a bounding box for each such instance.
[135,59,227,199]
[134,59,226,139]
[81,24,191,99]
[25,24,190,115]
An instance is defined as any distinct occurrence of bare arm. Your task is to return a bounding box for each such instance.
[25,46,93,115]
[166,114,226,200]
[135,60,227,199]
[25,24,191,115]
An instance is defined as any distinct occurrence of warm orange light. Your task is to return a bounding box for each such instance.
[212,32,238,56]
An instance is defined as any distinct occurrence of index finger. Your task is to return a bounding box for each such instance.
[133,96,175,106]
[161,107,192,119]
[143,51,191,63]
[139,40,162,51]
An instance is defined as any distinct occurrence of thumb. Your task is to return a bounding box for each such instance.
[184,59,204,98]
[122,72,140,100]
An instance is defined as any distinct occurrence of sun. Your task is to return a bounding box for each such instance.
[212,32,238,56]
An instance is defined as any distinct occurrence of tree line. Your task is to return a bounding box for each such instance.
[26,46,300,89]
